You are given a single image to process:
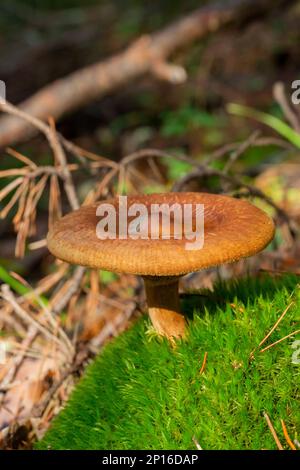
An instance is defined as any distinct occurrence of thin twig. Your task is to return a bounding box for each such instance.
[121,148,194,167]
[250,302,294,358]
[6,147,37,168]
[223,130,261,173]
[280,419,296,450]
[273,82,300,133]
[90,301,137,348]
[199,351,208,374]
[192,435,203,450]
[13,274,75,356]
[172,163,292,226]
[0,101,79,210]
[260,329,300,354]
[0,284,67,354]
[294,439,300,449]
[51,266,86,315]
[263,412,284,450]
[0,326,38,389]
[32,365,78,419]
[49,117,79,210]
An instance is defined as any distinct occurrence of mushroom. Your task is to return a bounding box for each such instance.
[47,192,275,340]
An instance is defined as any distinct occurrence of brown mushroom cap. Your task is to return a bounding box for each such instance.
[47,192,275,276]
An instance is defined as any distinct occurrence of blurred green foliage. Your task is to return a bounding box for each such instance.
[161,105,223,137]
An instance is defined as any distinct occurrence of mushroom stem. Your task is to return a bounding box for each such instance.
[143,276,186,339]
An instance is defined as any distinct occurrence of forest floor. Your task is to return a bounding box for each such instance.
[38,275,300,450]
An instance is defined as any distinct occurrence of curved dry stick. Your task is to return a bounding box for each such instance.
[0,0,283,147]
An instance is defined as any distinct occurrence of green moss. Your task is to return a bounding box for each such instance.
[37,275,300,450]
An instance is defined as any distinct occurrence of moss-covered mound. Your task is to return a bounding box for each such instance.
[37,275,300,450]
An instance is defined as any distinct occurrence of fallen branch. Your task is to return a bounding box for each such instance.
[0,0,284,147]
